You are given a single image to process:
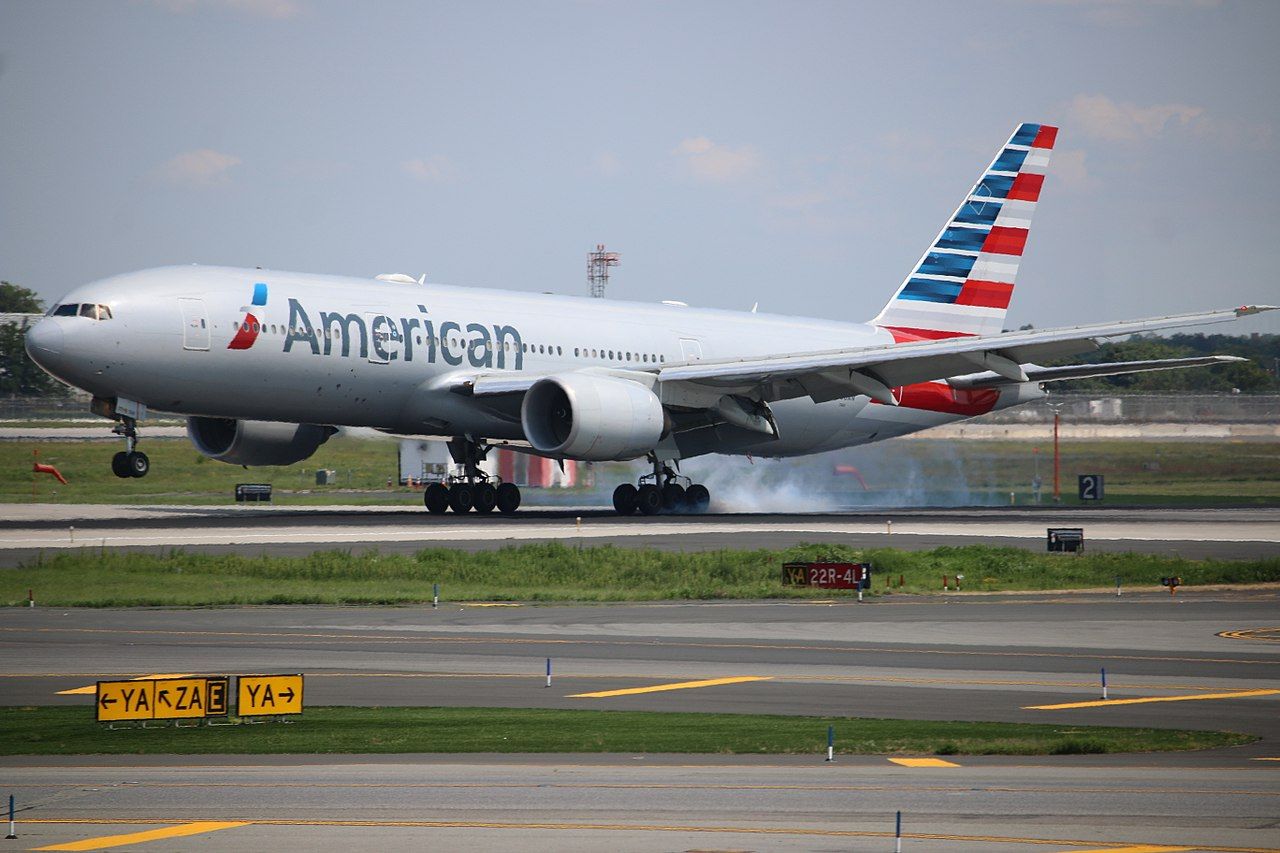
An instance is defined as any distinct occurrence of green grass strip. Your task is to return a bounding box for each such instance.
[0,706,1252,756]
[7,543,1279,606]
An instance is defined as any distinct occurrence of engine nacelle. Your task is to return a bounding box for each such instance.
[187,417,334,466]
[521,373,665,461]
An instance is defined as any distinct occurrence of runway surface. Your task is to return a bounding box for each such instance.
[2,504,1278,565]
[3,592,1279,850]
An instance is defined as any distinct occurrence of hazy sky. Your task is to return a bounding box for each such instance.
[3,0,1278,334]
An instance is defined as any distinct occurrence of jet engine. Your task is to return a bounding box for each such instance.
[187,417,335,466]
[521,373,666,461]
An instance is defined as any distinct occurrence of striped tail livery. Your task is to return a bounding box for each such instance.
[873,122,1057,341]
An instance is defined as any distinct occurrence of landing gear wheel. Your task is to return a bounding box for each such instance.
[495,482,521,515]
[111,451,131,479]
[612,483,638,515]
[636,483,663,516]
[126,451,149,478]
[661,482,686,512]
[448,482,474,513]
[473,482,497,514]
[424,483,450,514]
[685,484,711,513]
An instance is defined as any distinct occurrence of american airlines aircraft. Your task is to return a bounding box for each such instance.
[24,123,1272,516]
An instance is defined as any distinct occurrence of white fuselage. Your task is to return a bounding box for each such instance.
[28,265,1043,459]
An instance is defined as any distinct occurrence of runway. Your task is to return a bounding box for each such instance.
[1,504,1278,566]
[3,592,1279,850]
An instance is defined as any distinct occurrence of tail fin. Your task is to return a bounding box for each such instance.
[873,122,1057,340]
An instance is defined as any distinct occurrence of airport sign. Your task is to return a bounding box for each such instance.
[1078,474,1104,501]
[237,674,304,717]
[782,561,871,590]
[96,676,230,723]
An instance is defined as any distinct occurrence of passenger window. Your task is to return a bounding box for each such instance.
[557,346,562,356]
[608,350,614,359]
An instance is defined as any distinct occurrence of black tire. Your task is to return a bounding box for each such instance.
[127,451,149,478]
[636,484,663,516]
[612,483,638,515]
[685,483,711,513]
[495,482,521,515]
[473,482,497,514]
[661,482,686,511]
[423,483,450,514]
[449,483,474,513]
[111,451,132,479]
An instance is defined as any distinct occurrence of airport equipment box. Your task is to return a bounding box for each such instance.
[1047,528,1085,552]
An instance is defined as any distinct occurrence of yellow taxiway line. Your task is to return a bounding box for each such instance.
[22,819,1280,851]
[1066,847,1191,853]
[887,757,960,768]
[33,821,249,851]
[55,674,193,696]
[1026,689,1279,710]
[569,676,770,698]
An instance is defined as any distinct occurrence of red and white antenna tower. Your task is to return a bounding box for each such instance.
[588,244,620,298]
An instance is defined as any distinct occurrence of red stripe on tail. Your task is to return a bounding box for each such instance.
[1032,125,1058,149]
[981,226,1028,256]
[955,280,1014,309]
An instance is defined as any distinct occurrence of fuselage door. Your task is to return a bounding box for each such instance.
[365,312,400,364]
[179,298,210,351]
[679,338,704,363]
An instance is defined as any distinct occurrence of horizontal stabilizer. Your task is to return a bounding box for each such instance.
[951,355,1248,388]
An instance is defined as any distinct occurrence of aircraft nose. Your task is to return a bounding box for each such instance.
[24,319,64,365]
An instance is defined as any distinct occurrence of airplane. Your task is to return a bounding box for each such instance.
[24,122,1273,516]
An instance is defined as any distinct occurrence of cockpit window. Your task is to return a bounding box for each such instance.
[52,304,78,317]
[59,303,113,319]
[79,304,97,318]
[98,305,112,320]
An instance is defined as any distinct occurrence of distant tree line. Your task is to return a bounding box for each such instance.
[1,281,66,397]
[1048,333,1280,394]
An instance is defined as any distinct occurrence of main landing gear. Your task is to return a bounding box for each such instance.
[612,457,711,516]
[109,416,149,479]
[422,437,520,515]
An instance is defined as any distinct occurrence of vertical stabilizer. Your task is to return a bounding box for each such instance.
[873,122,1057,340]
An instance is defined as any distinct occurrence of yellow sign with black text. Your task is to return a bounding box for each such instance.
[96,676,230,722]
[237,674,304,717]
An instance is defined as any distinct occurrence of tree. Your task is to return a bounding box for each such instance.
[0,281,66,397]
[0,281,45,313]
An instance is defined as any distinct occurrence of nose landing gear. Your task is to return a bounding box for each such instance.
[612,458,711,516]
[109,416,149,479]
[421,437,521,515]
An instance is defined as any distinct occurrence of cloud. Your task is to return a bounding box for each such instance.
[590,151,620,177]
[1067,93,1203,142]
[1050,148,1097,191]
[156,148,242,188]
[146,0,302,18]
[673,136,762,183]
[401,155,454,182]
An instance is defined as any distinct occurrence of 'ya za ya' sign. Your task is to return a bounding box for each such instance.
[96,676,229,722]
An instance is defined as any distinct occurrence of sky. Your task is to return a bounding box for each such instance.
[2,0,1278,334]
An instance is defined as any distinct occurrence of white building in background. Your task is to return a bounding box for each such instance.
[398,438,578,488]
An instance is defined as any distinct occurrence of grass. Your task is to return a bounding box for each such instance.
[0,706,1252,756]
[4,436,1280,506]
[6,543,1278,606]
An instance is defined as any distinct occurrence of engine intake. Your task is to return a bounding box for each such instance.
[187,417,334,466]
[521,373,665,461]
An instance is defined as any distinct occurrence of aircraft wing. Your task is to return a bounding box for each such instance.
[453,304,1273,408]
[950,355,1248,389]
[654,305,1275,405]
